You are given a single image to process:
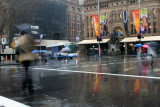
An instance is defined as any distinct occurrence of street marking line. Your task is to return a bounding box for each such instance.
[82,65,90,67]
[33,68,160,80]
[0,96,30,107]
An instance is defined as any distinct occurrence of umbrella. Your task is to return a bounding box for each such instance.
[147,42,160,51]
[32,50,39,53]
[16,23,31,33]
[135,44,142,47]
[94,48,99,50]
[142,44,150,48]
[39,50,48,53]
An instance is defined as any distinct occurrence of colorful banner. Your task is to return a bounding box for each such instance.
[92,15,99,36]
[100,14,107,36]
[140,8,148,34]
[132,10,140,33]
[123,11,129,35]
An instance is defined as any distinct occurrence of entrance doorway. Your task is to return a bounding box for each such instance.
[114,27,124,37]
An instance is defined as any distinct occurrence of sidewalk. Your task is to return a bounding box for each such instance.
[0,60,19,66]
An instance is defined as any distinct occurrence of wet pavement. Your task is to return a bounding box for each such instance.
[1,56,160,107]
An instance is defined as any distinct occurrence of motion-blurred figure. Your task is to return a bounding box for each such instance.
[16,33,35,73]
[22,71,34,95]
[137,47,141,60]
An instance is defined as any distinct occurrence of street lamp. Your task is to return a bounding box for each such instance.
[39,34,46,59]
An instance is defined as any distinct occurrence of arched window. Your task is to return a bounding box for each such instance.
[153,8,157,19]
[119,10,123,20]
[71,7,75,12]
[111,11,116,21]
[77,8,81,13]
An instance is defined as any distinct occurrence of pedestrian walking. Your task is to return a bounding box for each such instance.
[16,33,35,73]
[137,47,141,60]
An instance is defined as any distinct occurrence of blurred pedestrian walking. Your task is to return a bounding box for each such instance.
[16,32,35,73]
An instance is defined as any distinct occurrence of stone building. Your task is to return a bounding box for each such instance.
[65,0,84,42]
[77,0,160,55]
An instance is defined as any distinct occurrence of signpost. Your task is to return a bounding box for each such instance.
[11,41,16,61]
[1,38,6,61]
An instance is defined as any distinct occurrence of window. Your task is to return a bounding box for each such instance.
[121,2,123,4]
[148,23,151,34]
[71,7,75,12]
[116,3,118,5]
[87,17,89,27]
[72,15,74,20]
[119,11,123,20]
[77,8,81,13]
[131,24,133,34]
[133,0,135,3]
[112,11,116,21]
[153,22,156,34]
[71,23,74,27]
[90,7,92,9]
[87,28,89,38]
[72,31,74,35]
[91,28,93,37]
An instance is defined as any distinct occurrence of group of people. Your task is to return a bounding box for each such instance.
[137,45,154,67]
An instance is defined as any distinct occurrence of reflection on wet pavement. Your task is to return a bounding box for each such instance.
[0,57,160,107]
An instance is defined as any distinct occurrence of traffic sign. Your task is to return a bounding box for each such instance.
[2,38,6,45]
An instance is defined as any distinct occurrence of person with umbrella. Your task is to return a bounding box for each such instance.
[15,23,36,73]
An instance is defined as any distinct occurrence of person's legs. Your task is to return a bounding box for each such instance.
[22,61,30,73]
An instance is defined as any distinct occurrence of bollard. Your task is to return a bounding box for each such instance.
[6,55,7,61]
[11,55,12,61]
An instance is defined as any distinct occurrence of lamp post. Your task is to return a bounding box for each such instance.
[40,34,46,59]
[98,0,101,57]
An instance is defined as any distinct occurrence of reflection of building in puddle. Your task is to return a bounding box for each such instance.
[133,60,151,95]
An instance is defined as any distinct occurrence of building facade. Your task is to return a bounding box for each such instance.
[79,0,160,55]
[65,0,84,42]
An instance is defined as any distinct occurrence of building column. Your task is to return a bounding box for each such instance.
[124,43,128,55]
[84,16,88,39]
[157,9,160,35]
[150,9,154,36]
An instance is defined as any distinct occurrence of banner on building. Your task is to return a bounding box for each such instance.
[92,15,99,36]
[140,8,148,34]
[123,11,129,36]
[100,14,108,36]
[132,10,140,33]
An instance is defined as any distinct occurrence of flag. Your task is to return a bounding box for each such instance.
[92,15,99,36]
[132,10,140,33]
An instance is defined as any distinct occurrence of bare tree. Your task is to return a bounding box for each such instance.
[0,0,43,35]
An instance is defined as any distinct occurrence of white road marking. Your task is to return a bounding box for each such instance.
[92,65,98,67]
[82,65,90,67]
[33,67,160,80]
[0,96,30,107]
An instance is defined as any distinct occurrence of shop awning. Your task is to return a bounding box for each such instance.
[76,39,110,45]
[34,40,69,47]
[121,36,160,42]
